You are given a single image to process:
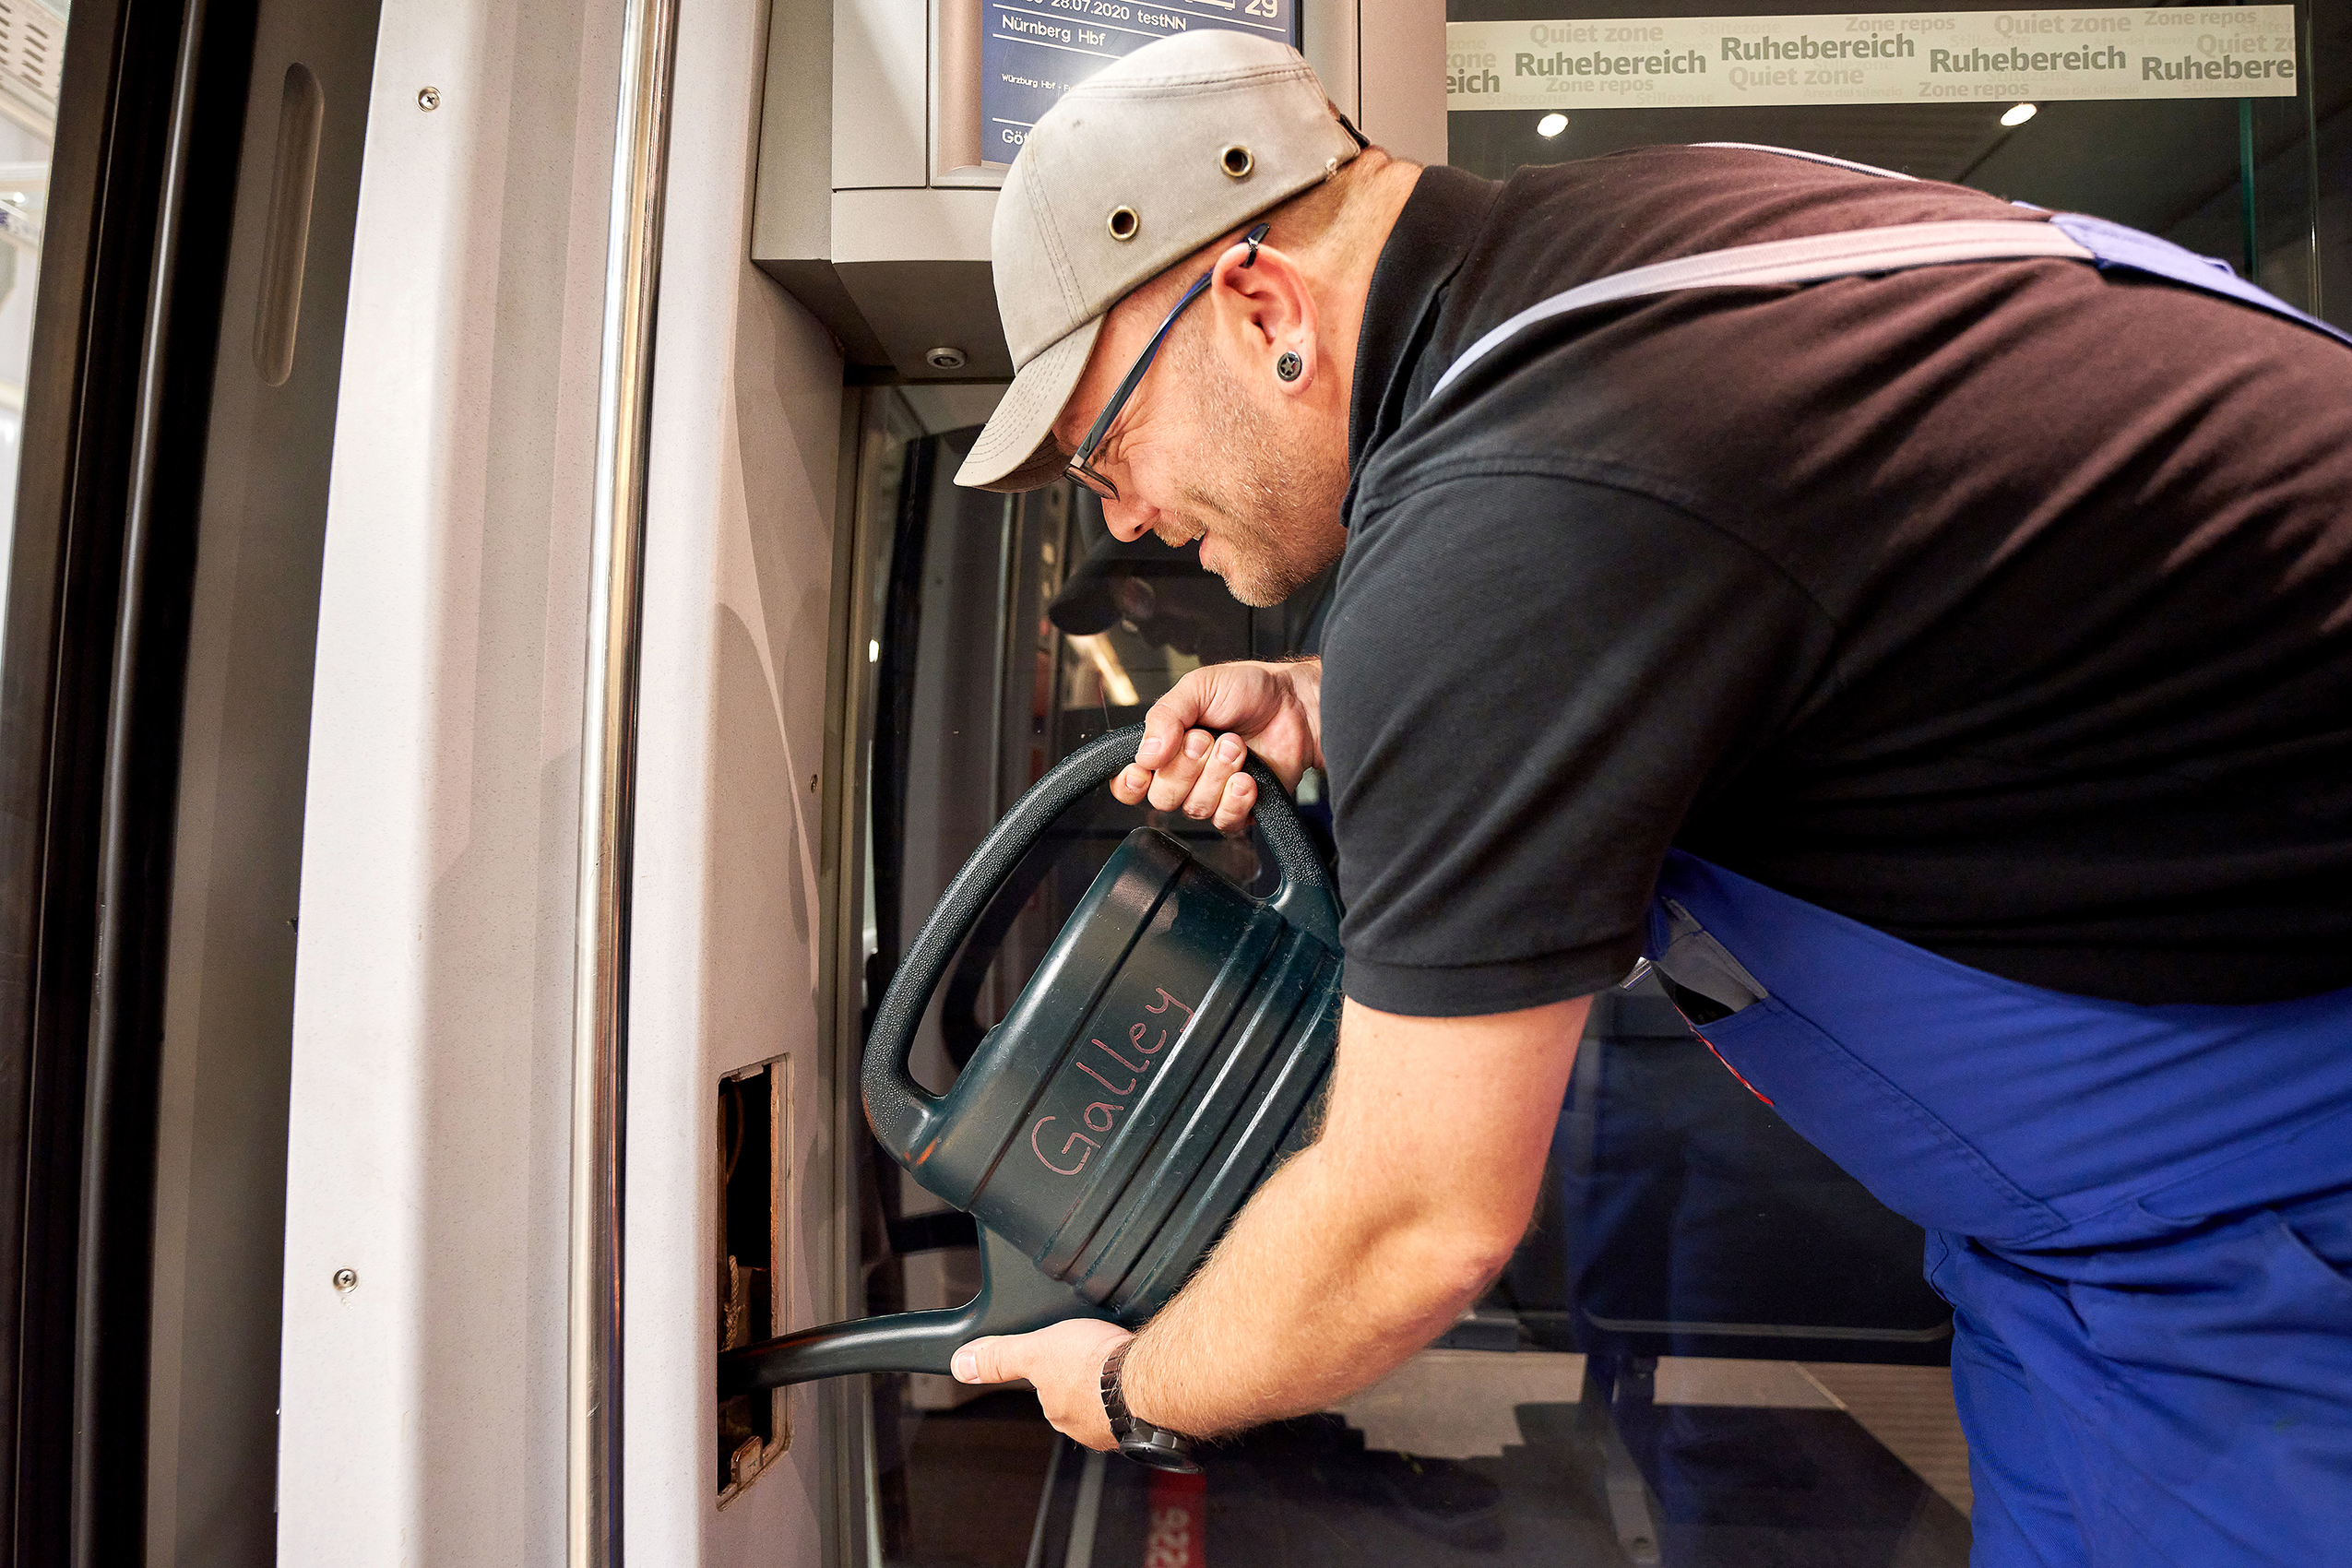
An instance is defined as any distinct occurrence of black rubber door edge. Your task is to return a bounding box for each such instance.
[0,0,258,1561]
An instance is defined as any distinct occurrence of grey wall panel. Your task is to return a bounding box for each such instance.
[836,0,929,189]
[626,0,850,1557]
[753,0,835,267]
[144,3,380,1563]
[275,0,626,1557]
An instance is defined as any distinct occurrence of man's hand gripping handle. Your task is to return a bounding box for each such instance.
[1111,659,1324,834]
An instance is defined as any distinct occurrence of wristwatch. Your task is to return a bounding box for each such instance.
[1099,1339,1202,1473]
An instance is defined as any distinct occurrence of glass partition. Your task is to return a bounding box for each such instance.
[0,0,69,663]
[1446,0,2342,322]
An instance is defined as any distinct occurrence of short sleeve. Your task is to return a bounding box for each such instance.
[1320,473,1835,1016]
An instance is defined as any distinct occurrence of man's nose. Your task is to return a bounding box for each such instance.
[1102,497,1157,543]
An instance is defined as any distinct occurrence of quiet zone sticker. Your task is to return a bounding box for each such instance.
[1446,7,2299,111]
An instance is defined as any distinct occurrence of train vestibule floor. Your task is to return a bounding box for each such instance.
[886,1350,1972,1568]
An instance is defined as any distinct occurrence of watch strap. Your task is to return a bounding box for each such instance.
[1100,1339,1202,1474]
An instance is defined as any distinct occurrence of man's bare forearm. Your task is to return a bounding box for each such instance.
[1115,1135,1493,1436]
[1115,994,1589,1438]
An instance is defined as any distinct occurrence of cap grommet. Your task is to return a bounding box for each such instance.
[1107,206,1140,242]
[1219,145,1254,179]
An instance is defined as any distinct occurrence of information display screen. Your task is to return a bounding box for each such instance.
[981,0,1301,166]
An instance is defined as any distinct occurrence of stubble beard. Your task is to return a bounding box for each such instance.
[1167,340,1346,609]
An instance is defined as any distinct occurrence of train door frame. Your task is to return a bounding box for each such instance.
[0,0,270,1558]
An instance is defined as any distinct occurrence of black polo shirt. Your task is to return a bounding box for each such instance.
[1322,146,2352,1015]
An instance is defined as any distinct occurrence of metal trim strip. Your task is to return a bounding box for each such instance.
[569,0,682,1560]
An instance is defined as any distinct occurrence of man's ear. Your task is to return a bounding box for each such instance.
[1210,241,1322,398]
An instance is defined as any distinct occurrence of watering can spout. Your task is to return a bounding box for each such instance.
[718,1227,1109,1396]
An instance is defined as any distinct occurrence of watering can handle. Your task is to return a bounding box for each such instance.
[861,720,1338,1164]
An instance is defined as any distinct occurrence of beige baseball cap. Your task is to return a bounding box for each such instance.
[955,30,1365,492]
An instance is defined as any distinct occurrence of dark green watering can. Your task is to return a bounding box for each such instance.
[718,723,1343,1396]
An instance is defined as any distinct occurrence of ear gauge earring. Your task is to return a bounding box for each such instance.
[1275,351,1302,382]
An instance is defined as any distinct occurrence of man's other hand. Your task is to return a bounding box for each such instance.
[953,1318,1134,1451]
[1112,659,1323,833]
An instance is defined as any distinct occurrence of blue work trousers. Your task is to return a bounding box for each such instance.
[1647,852,2352,1565]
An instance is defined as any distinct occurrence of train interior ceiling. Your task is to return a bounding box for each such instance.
[0,0,2339,1564]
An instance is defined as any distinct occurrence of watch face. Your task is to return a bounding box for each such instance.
[1119,1438,1204,1476]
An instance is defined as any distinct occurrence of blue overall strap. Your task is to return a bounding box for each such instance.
[1433,142,2352,398]
[1726,137,2352,351]
[2047,209,2352,350]
[1692,140,1918,180]
[1431,220,2093,395]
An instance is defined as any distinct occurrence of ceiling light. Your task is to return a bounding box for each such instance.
[1537,113,1568,138]
[2001,101,2037,127]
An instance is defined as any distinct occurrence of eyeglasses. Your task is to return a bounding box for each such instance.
[1065,221,1272,502]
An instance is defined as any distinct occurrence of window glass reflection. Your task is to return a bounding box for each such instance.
[0,0,68,668]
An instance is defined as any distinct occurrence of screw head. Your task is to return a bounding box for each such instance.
[332,1267,360,1291]
[924,345,968,372]
[417,86,441,111]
